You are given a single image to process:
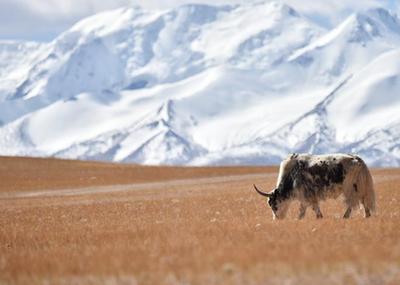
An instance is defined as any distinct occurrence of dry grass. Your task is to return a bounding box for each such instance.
[0,157,399,284]
[0,156,272,192]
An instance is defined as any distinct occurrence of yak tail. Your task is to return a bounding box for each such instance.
[356,158,376,213]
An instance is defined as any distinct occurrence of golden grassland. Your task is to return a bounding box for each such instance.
[0,156,399,284]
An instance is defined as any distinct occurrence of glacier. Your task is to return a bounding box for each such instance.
[1,1,400,166]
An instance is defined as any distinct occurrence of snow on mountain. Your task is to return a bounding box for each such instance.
[0,41,45,101]
[327,48,400,143]
[55,99,207,164]
[0,1,400,166]
[347,121,400,166]
[288,8,400,85]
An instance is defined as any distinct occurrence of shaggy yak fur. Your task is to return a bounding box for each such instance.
[254,153,375,219]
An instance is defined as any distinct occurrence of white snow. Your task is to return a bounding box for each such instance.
[328,49,400,143]
[1,1,400,166]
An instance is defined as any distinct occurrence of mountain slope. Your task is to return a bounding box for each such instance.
[288,8,400,85]
[1,2,400,166]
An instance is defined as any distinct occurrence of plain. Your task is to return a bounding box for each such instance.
[0,156,399,285]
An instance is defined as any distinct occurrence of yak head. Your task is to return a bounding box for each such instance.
[253,184,290,220]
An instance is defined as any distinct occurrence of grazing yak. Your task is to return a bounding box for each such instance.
[253,153,375,219]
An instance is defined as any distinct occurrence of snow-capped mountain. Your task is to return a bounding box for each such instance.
[1,1,400,166]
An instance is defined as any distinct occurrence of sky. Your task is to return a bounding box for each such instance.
[0,0,399,42]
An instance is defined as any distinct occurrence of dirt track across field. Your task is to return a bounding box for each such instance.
[0,157,399,285]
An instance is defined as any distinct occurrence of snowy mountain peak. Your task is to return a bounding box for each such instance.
[342,8,400,43]
[67,6,144,37]
[348,13,381,42]
[365,7,400,33]
[1,2,400,166]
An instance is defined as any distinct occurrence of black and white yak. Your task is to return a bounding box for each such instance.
[253,153,375,219]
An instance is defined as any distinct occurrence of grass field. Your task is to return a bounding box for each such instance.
[0,156,399,284]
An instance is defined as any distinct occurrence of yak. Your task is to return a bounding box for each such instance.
[253,153,375,219]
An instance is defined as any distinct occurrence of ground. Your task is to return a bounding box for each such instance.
[0,156,399,285]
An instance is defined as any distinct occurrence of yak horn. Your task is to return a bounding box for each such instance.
[253,184,272,197]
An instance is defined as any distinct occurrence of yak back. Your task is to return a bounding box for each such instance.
[275,153,356,199]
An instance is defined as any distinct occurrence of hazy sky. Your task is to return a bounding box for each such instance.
[0,0,398,41]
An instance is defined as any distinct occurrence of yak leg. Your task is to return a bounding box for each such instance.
[364,208,371,218]
[298,204,307,220]
[343,207,352,219]
[312,203,323,219]
[361,199,372,218]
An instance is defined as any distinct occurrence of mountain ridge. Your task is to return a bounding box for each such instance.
[1,1,400,166]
